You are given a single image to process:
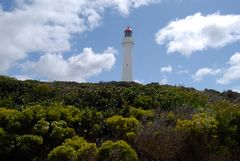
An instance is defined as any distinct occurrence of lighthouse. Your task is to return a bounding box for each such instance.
[122,26,134,82]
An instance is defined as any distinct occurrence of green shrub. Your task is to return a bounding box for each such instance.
[64,136,98,161]
[99,140,138,161]
[106,115,140,137]
[48,136,98,161]
[50,120,75,143]
[32,119,50,136]
[16,134,43,152]
[176,112,218,137]
[129,107,154,121]
[48,145,77,161]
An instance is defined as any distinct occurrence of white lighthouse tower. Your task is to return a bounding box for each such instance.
[122,26,134,82]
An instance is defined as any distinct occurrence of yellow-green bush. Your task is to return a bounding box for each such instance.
[99,140,138,161]
[106,115,140,137]
[0,108,21,131]
[177,113,218,138]
[50,120,75,142]
[48,136,98,161]
[32,119,50,136]
[64,136,98,161]
[48,145,77,161]
[16,134,43,151]
[129,107,154,121]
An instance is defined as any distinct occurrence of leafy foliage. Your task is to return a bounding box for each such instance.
[177,113,219,137]
[0,76,240,161]
[106,115,140,138]
[99,140,138,161]
[48,136,98,161]
[48,145,78,161]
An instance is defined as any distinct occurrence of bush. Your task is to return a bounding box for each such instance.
[106,115,140,137]
[0,108,21,132]
[32,119,50,136]
[16,134,43,151]
[176,112,218,137]
[99,140,138,161]
[129,107,154,121]
[48,145,77,161]
[64,136,98,161]
[48,136,98,161]
[50,120,76,144]
[176,113,223,161]
[133,118,186,161]
[15,134,44,161]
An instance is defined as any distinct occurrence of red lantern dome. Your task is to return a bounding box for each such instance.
[124,26,132,37]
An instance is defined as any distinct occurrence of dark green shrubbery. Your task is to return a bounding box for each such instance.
[0,76,240,161]
[99,140,138,161]
[48,136,98,161]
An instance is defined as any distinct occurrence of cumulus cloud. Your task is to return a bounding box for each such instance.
[0,0,158,75]
[161,65,173,73]
[159,78,168,84]
[97,0,160,15]
[232,87,240,93]
[155,12,240,56]
[193,68,221,82]
[13,75,32,81]
[217,52,240,84]
[21,47,116,82]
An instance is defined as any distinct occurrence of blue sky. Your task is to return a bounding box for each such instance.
[0,0,240,92]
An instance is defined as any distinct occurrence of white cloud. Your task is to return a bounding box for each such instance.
[13,75,32,81]
[0,0,159,74]
[217,52,240,84]
[97,0,160,15]
[232,87,240,93]
[228,52,240,65]
[134,79,145,84]
[21,47,116,82]
[193,68,221,82]
[177,69,189,74]
[161,65,173,73]
[159,78,168,84]
[155,12,240,56]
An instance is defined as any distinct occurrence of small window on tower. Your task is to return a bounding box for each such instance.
[125,32,132,37]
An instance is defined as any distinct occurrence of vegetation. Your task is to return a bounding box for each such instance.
[0,75,240,161]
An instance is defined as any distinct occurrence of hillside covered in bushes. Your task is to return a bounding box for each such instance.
[0,75,240,161]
